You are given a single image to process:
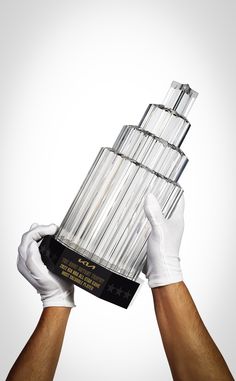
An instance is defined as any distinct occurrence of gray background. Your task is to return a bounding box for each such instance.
[1,0,236,379]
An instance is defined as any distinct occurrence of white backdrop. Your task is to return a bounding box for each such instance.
[1,0,236,379]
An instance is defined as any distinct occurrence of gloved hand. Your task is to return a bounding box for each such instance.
[17,223,75,308]
[143,193,184,288]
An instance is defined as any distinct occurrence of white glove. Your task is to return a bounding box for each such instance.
[17,223,75,308]
[143,193,184,288]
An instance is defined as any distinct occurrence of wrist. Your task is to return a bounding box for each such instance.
[152,281,184,293]
[151,281,185,309]
[43,306,72,312]
[42,306,72,323]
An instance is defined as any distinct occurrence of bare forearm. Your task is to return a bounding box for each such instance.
[152,282,234,381]
[6,307,71,381]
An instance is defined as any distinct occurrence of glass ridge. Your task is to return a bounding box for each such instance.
[113,126,188,181]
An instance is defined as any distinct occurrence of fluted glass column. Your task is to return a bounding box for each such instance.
[55,81,198,281]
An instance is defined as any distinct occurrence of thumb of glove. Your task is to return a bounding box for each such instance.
[144,193,165,229]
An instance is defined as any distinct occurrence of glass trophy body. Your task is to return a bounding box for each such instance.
[39,81,198,308]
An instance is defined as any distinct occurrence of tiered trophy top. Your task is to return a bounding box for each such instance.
[139,81,198,146]
[113,81,198,182]
[162,81,198,117]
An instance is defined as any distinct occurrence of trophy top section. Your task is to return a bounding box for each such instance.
[138,81,198,147]
[163,81,198,118]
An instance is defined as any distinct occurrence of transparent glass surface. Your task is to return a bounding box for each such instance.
[138,81,198,147]
[55,81,198,281]
[56,148,183,280]
[113,125,188,181]
[138,104,190,147]
[163,81,198,117]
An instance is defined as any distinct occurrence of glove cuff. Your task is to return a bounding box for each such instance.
[148,272,183,288]
[43,300,76,308]
[41,288,75,308]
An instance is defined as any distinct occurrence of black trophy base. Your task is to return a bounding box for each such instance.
[39,236,140,309]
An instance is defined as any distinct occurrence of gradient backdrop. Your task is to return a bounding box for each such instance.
[1,0,236,379]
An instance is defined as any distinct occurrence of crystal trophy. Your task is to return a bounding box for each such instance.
[39,81,198,308]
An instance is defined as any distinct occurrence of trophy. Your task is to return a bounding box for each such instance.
[39,81,198,308]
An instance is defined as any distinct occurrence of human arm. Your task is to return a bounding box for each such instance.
[6,223,75,381]
[152,282,233,381]
[6,307,71,381]
[144,194,234,381]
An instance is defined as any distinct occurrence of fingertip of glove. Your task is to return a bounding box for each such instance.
[27,223,58,239]
[47,224,58,234]
[30,223,39,230]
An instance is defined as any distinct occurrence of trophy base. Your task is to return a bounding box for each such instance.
[39,236,140,309]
